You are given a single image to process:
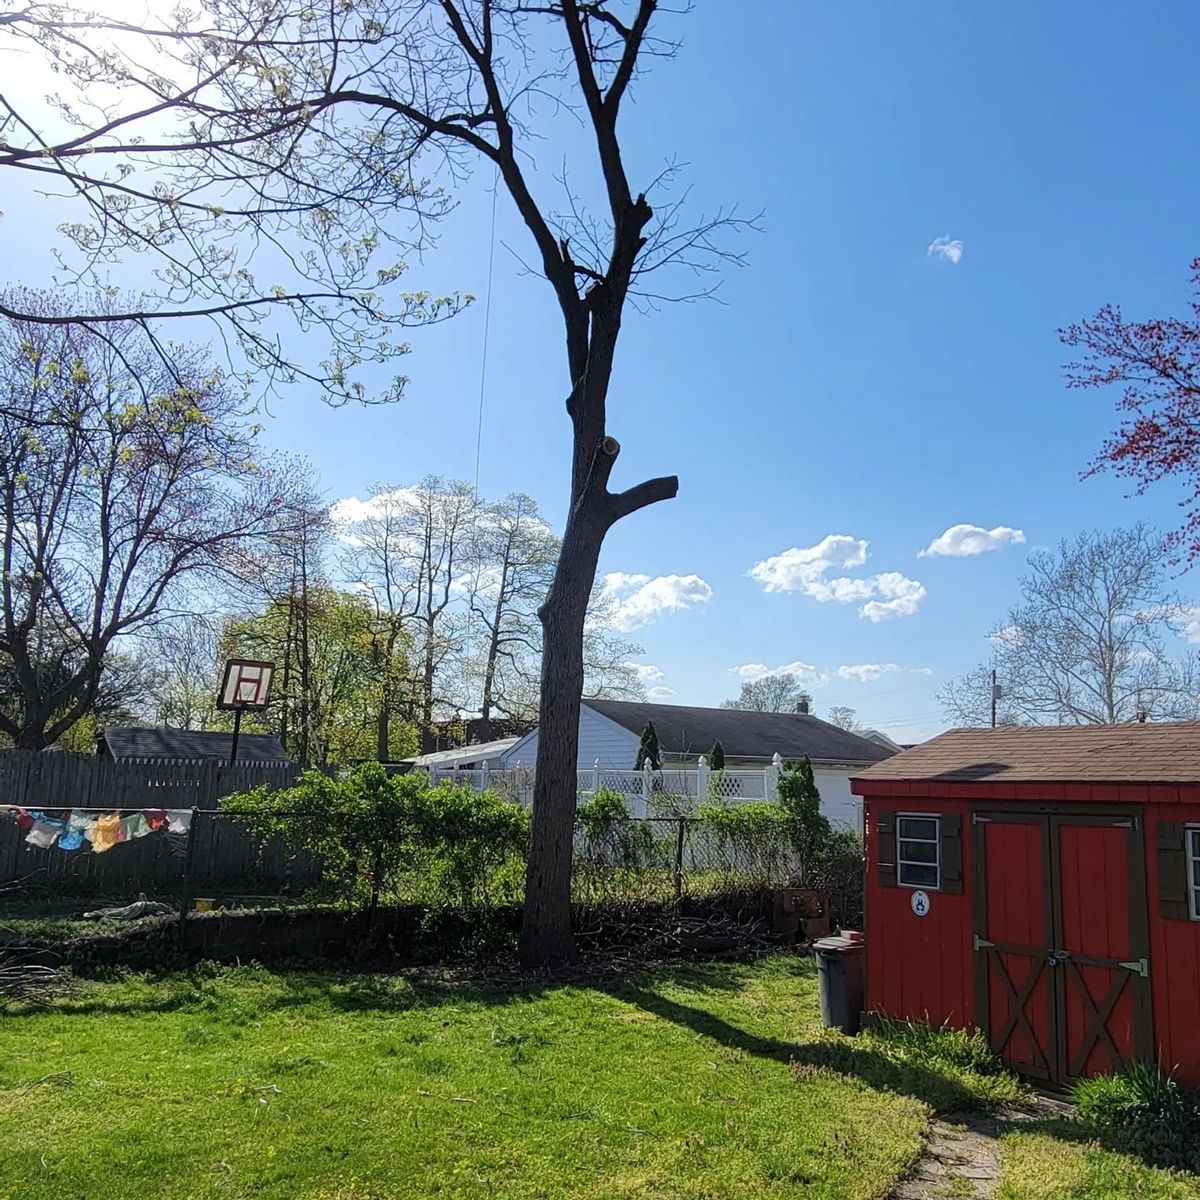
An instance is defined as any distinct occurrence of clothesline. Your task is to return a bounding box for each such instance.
[0,805,194,853]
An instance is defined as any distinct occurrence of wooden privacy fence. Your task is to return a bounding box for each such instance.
[0,751,320,895]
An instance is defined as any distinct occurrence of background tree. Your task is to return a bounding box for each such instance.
[939,525,1200,726]
[0,293,282,748]
[708,741,725,770]
[634,721,661,772]
[0,12,465,405]
[1062,257,1200,562]
[826,705,864,733]
[225,587,416,766]
[144,616,223,731]
[463,492,558,731]
[339,477,478,745]
[722,677,812,713]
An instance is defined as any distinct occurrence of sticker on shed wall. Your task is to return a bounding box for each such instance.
[910,890,931,917]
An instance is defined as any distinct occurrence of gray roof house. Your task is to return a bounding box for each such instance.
[502,699,895,828]
[97,726,292,766]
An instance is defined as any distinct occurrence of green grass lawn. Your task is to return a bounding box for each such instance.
[0,953,1197,1200]
[0,955,932,1200]
[999,1129,1200,1199]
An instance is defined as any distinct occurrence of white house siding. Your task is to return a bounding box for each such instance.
[811,768,864,831]
[501,703,640,770]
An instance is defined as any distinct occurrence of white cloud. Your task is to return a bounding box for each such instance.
[836,663,901,684]
[919,523,1026,558]
[861,572,928,622]
[647,686,676,699]
[730,661,829,688]
[627,663,665,684]
[748,535,926,622]
[1170,606,1200,644]
[927,234,964,265]
[910,667,934,676]
[601,572,713,632]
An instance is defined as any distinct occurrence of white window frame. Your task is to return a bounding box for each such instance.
[1186,825,1200,921]
[897,813,941,890]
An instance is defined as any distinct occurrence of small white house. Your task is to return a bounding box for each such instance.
[501,699,896,828]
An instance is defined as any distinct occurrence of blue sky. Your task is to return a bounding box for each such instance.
[7,1,1200,740]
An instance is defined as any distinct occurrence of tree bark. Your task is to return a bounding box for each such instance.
[520,511,604,962]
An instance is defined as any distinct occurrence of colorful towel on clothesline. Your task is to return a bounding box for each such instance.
[0,806,193,852]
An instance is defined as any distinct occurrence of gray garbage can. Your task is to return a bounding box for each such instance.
[814,931,865,1035]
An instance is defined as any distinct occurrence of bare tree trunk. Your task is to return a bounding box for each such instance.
[520,516,602,961]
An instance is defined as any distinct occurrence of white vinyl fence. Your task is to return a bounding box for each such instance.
[428,754,785,816]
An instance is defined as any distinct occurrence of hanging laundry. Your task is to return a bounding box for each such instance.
[145,810,169,832]
[58,811,95,852]
[119,812,152,841]
[1,807,35,832]
[25,815,67,849]
[166,809,194,835]
[89,812,122,853]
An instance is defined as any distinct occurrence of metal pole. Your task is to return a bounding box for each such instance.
[990,669,997,729]
[673,817,685,904]
[229,707,243,766]
[177,806,199,954]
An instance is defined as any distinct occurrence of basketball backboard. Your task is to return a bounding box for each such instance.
[217,658,275,711]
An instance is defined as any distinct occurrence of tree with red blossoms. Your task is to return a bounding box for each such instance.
[1061,258,1200,562]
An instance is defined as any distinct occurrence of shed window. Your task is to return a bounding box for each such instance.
[1187,827,1200,920]
[897,814,940,889]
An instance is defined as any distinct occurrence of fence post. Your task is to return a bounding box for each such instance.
[766,752,783,802]
[696,755,710,803]
[592,758,601,796]
[673,817,686,904]
[642,761,654,818]
[177,806,200,955]
[480,761,489,791]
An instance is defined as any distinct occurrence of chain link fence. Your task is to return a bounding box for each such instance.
[0,805,864,944]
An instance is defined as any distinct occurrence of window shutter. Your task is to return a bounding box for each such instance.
[940,812,963,894]
[876,811,897,888]
[1157,821,1190,921]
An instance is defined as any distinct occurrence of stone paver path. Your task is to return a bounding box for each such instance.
[890,1099,1072,1200]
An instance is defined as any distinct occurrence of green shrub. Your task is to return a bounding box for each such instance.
[227,763,528,911]
[1073,1064,1200,1173]
[577,788,656,870]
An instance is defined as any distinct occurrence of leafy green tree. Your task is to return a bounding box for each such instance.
[634,721,662,771]
[223,588,417,766]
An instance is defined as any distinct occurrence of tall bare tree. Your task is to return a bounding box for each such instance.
[339,477,478,744]
[0,292,283,748]
[8,1,744,959]
[940,525,1200,726]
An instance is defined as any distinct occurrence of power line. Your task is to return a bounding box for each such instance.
[472,169,499,498]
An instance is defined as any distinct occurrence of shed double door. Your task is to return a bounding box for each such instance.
[972,807,1152,1086]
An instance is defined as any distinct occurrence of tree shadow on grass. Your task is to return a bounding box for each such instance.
[603,982,1000,1115]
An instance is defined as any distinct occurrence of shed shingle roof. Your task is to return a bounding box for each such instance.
[583,699,893,766]
[99,726,292,765]
[854,722,1200,785]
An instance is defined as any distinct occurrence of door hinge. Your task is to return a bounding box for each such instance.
[972,814,991,825]
[973,934,995,951]
[1114,819,1135,829]
[1119,958,1149,978]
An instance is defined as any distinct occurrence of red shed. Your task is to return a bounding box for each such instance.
[852,723,1200,1089]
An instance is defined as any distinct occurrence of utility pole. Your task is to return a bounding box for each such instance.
[990,669,999,729]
